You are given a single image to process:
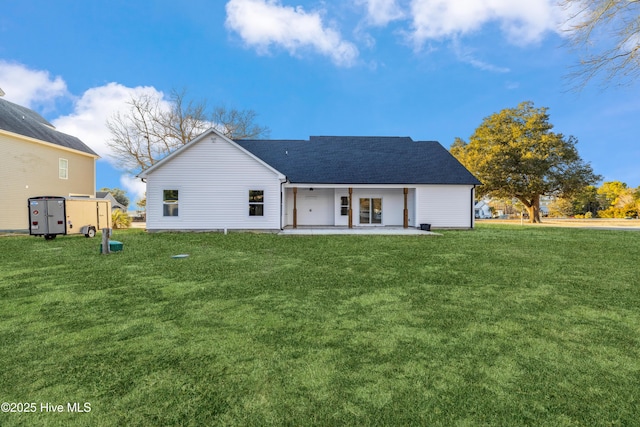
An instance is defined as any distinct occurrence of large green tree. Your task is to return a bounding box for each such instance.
[451,102,601,223]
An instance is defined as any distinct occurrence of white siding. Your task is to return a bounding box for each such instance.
[287,188,334,226]
[146,136,282,231]
[284,187,411,227]
[415,185,474,228]
[352,188,405,226]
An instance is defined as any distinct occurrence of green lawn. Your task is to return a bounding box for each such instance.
[1,226,639,426]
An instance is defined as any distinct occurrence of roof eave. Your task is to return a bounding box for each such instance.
[0,128,100,159]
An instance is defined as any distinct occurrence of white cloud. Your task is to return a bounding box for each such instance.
[408,0,570,48]
[0,60,68,108]
[51,83,166,160]
[221,1,573,69]
[120,175,147,201]
[51,84,163,202]
[225,0,359,66]
[451,37,510,73]
[356,0,405,26]
[0,61,154,200]
[505,81,520,90]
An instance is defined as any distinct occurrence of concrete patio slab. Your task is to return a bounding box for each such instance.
[278,227,439,235]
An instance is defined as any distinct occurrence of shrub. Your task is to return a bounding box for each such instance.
[112,209,132,229]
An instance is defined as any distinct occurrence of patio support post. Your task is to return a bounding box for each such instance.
[403,188,409,228]
[348,187,353,228]
[293,187,298,229]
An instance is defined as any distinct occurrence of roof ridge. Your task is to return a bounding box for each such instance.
[0,97,97,156]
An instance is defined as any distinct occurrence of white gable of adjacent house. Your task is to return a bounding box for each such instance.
[142,130,285,230]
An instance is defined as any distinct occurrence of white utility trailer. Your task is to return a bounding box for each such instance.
[28,196,112,240]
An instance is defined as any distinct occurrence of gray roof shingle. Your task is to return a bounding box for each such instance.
[0,98,98,156]
[236,136,481,185]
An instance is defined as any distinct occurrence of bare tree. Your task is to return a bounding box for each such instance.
[107,89,270,173]
[561,0,640,89]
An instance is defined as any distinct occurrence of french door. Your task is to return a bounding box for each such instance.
[359,198,382,225]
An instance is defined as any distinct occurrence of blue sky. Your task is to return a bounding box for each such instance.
[2,0,639,206]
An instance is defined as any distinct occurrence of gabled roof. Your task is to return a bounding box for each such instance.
[0,97,98,156]
[236,136,481,185]
[96,192,127,209]
[137,128,286,179]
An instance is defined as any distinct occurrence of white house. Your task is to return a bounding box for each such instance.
[475,199,493,219]
[138,129,481,232]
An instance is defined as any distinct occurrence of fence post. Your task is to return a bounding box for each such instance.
[102,228,112,255]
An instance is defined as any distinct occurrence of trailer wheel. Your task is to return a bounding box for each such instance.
[44,234,56,240]
[85,227,96,238]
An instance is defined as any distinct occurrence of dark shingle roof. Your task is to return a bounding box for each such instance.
[236,136,481,185]
[0,97,98,156]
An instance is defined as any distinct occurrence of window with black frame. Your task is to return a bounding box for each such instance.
[249,190,264,216]
[340,196,349,216]
[163,190,179,216]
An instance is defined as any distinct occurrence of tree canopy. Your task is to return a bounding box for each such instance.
[99,187,129,207]
[107,89,270,174]
[546,181,640,219]
[451,101,601,223]
[561,0,640,88]
[597,181,640,217]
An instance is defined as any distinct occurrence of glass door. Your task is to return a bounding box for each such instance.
[359,198,382,225]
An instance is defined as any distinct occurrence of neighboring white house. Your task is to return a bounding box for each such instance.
[96,191,127,211]
[475,199,493,219]
[138,129,482,232]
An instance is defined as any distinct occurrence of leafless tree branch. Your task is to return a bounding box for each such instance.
[561,0,640,89]
[106,89,270,173]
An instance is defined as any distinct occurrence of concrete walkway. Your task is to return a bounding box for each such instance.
[122,223,440,235]
[279,227,438,235]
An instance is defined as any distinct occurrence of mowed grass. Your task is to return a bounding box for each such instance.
[1,226,639,426]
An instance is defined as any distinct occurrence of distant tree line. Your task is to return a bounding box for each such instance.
[547,181,640,219]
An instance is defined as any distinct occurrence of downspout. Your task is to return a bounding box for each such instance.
[280,181,284,230]
[471,186,476,229]
[403,188,409,228]
[280,178,288,230]
[348,187,353,228]
[293,187,298,229]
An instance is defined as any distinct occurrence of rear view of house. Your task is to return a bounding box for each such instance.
[139,129,481,232]
[0,96,99,231]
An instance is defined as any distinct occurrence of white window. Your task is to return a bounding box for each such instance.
[249,190,264,216]
[163,190,179,216]
[59,158,68,179]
